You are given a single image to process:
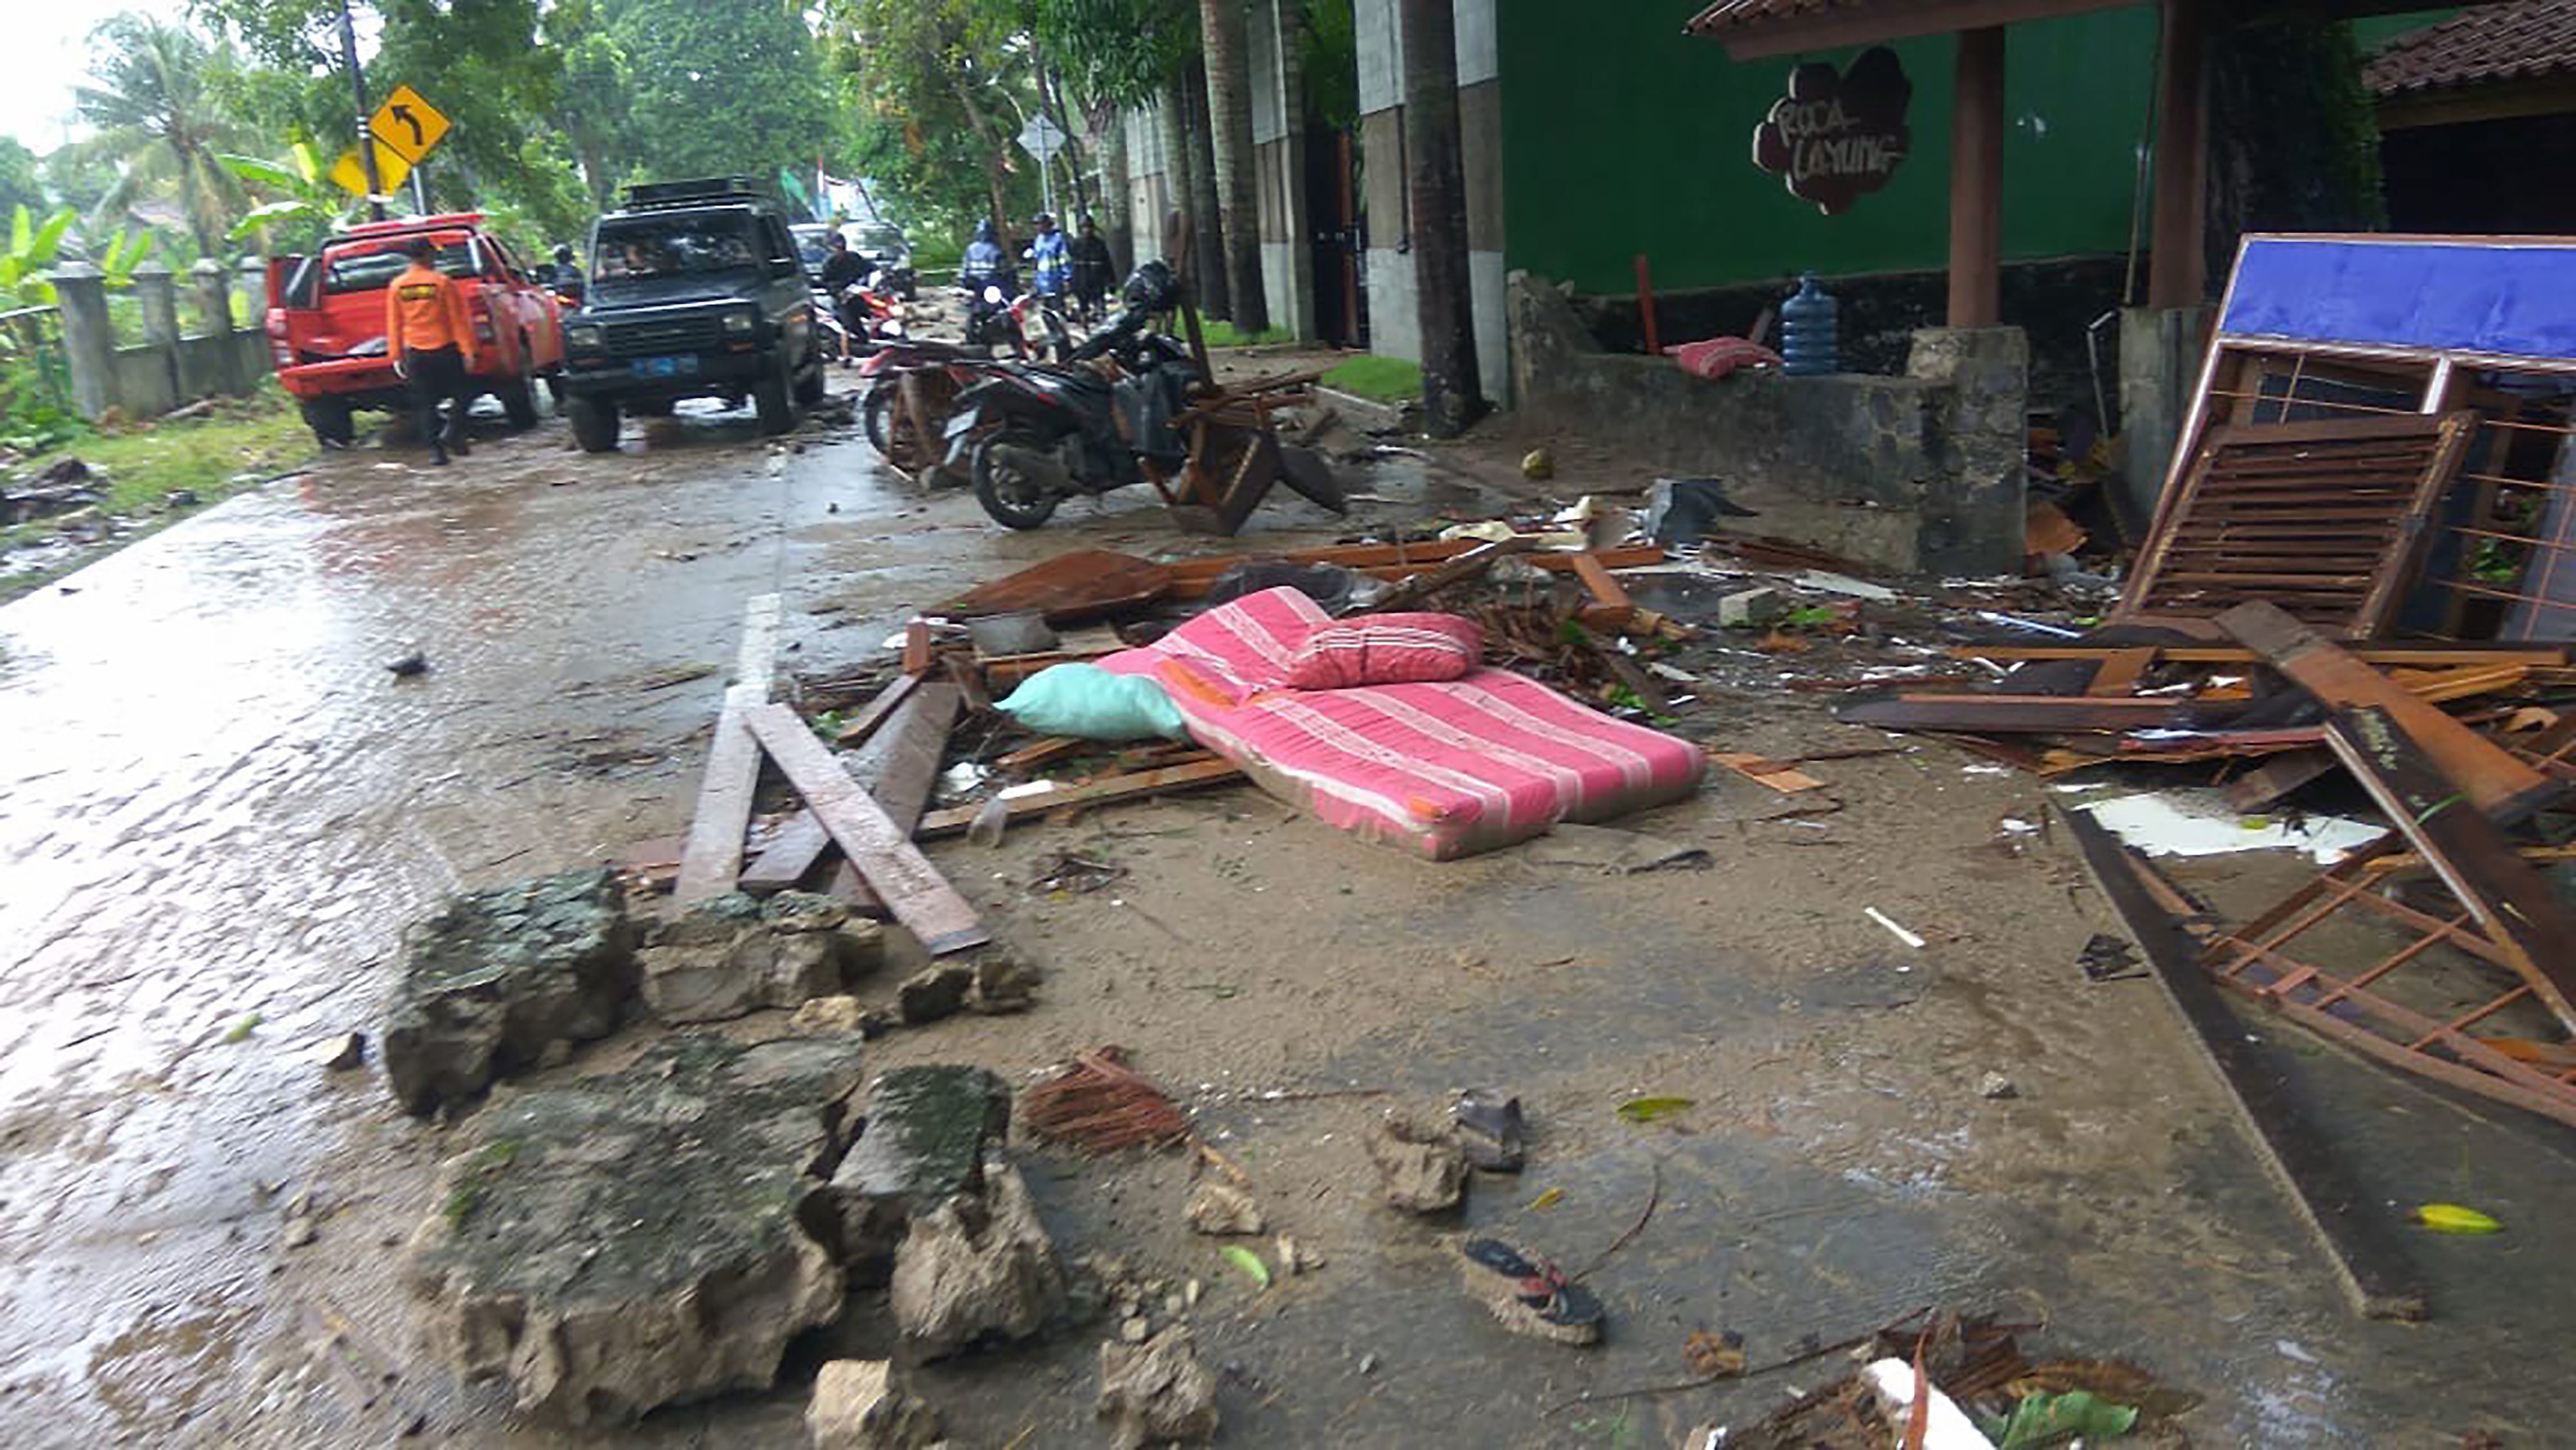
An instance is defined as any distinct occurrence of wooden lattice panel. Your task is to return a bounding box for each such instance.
[2118,412,2479,636]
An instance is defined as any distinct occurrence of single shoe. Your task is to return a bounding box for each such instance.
[1452,1089,1526,1173]
[1457,1237,1604,1346]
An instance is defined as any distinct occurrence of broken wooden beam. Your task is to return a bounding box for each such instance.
[1352,538,1531,616]
[1708,751,1824,793]
[831,673,922,744]
[2324,704,2576,1034]
[2058,804,2428,1322]
[2218,600,2559,820]
[673,593,784,903]
[914,758,1244,840]
[1946,643,2570,667]
[741,683,963,901]
[741,702,989,956]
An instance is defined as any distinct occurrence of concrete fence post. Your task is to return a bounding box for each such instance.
[193,258,238,394]
[52,262,115,421]
[135,261,184,408]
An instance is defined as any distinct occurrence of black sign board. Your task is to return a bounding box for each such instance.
[1751,46,1913,217]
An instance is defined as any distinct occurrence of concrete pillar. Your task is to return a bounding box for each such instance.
[134,261,182,410]
[53,262,115,421]
[1908,325,2030,575]
[191,257,233,337]
[2117,305,2210,537]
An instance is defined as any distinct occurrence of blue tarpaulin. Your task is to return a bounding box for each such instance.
[2222,236,2576,364]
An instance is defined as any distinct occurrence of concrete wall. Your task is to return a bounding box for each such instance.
[1510,272,2027,575]
[57,265,272,424]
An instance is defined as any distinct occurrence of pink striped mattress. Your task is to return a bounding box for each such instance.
[1097,587,1705,859]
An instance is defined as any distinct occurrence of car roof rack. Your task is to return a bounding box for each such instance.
[621,177,764,211]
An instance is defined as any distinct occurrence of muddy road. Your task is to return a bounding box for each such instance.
[2,396,2571,1447]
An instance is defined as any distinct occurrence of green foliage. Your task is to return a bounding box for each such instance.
[0,141,44,228]
[603,0,826,196]
[1300,0,1358,133]
[1991,1389,2138,1449]
[1198,320,1293,347]
[1029,0,1197,109]
[2208,17,2385,281]
[0,206,79,306]
[73,14,252,256]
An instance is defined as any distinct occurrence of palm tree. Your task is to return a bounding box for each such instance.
[71,14,247,259]
[1198,0,1265,333]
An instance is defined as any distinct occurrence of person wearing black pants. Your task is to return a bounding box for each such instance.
[384,235,479,466]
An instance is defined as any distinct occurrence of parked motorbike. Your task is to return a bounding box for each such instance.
[867,261,917,301]
[857,338,1003,471]
[942,262,1201,529]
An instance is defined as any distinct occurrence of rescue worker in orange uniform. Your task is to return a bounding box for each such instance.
[383,236,478,466]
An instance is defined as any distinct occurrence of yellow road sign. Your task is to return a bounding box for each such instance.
[329,142,412,198]
[369,84,451,166]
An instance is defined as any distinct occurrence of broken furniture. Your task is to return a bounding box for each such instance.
[1094,586,1706,859]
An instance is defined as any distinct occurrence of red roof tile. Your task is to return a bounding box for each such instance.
[2367,0,2576,96]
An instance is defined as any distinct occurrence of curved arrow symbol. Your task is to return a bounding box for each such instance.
[390,104,423,148]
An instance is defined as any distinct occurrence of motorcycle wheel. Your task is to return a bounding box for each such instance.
[972,433,1060,530]
[861,383,896,460]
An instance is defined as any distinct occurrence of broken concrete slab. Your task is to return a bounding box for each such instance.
[381,868,639,1118]
[404,1034,866,1426]
[831,1065,1012,1269]
[806,1359,945,1450]
[890,1158,1066,1357]
[790,995,891,1038]
[1097,1326,1220,1449]
[1718,586,1786,629]
[896,964,975,1025]
[1183,1181,1265,1236]
[966,948,1039,1015]
[639,890,886,1025]
[1367,1112,1468,1213]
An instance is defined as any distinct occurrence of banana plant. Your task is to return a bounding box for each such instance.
[222,140,349,251]
[0,204,79,307]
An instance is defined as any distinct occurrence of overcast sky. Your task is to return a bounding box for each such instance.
[0,0,144,151]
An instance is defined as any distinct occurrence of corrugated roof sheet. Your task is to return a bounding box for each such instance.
[2367,0,2576,96]
[1684,0,1871,37]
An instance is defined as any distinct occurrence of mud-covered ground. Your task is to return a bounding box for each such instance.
[2,387,2571,1449]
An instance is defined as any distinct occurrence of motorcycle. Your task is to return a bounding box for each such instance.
[867,261,917,301]
[957,263,1018,352]
[940,262,1209,529]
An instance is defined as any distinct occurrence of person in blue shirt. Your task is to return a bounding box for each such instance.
[1027,212,1069,300]
[960,218,1007,288]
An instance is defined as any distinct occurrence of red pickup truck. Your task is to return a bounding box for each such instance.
[264,213,568,447]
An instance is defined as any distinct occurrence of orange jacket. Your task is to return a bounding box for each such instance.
[384,259,477,367]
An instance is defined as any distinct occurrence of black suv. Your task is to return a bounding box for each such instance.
[560,178,827,450]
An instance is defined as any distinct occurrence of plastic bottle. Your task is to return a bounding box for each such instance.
[1780,272,1841,377]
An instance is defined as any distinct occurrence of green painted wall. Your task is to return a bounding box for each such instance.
[1496,0,2163,294]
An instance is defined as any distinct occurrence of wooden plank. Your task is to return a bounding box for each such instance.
[1354,538,1530,615]
[902,620,936,676]
[1571,551,1636,630]
[2085,646,2159,698]
[827,682,965,913]
[2324,705,2576,1033]
[736,593,784,696]
[674,685,767,903]
[1949,644,2572,667]
[2058,804,2428,1321]
[1836,692,2224,734]
[735,812,831,895]
[914,758,1245,839]
[1708,751,1824,792]
[934,549,1173,624]
[832,673,922,743]
[2217,600,2556,818]
[999,736,1086,772]
[742,702,989,956]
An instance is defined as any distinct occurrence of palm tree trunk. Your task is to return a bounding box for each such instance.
[1181,66,1231,320]
[1399,0,1482,435]
[1101,111,1134,279]
[1200,0,1267,335]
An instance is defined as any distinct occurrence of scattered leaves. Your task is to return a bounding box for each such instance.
[1525,1187,1565,1211]
[1219,1245,1271,1290]
[220,1013,261,1044]
[1991,1389,2138,1449]
[1616,1096,1695,1124]
[2412,1203,2503,1234]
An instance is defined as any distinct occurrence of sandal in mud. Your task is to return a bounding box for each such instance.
[1452,1089,1526,1173]
[1457,1237,1604,1346]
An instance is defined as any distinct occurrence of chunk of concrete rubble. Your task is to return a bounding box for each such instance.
[638,891,886,1025]
[831,1065,1012,1269]
[1183,1181,1265,1236]
[896,964,975,1025]
[381,868,638,1117]
[790,995,891,1038]
[308,1031,367,1071]
[806,1359,945,1450]
[1097,1326,1220,1449]
[404,1034,866,1426]
[1366,1112,1468,1213]
[1718,586,1786,628]
[967,948,1039,1014]
[890,1158,1066,1357]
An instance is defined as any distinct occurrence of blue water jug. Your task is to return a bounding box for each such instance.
[1780,272,1840,377]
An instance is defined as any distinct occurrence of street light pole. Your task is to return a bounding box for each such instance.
[337,0,385,221]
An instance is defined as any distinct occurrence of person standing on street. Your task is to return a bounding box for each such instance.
[1069,215,1114,321]
[1027,212,1068,303]
[384,236,478,466]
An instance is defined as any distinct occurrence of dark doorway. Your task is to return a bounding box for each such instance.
[1306,124,1366,347]
[2382,112,2576,234]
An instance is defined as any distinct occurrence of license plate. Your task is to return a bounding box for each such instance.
[637,355,699,378]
